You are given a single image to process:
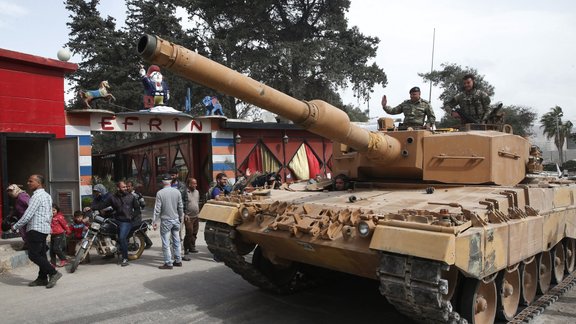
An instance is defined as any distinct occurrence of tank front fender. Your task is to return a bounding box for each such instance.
[199,202,240,226]
[369,225,456,265]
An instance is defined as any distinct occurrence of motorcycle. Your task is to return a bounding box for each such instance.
[69,210,151,273]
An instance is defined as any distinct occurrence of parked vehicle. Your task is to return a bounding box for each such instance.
[69,210,150,273]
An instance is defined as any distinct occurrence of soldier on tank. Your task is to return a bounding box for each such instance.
[442,74,491,124]
[381,87,435,128]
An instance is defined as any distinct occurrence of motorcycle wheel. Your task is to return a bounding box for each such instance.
[70,246,88,273]
[127,232,146,261]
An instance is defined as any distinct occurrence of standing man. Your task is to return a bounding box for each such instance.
[170,168,188,212]
[183,178,200,254]
[169,168,191,261]
[442,74,491,124]
[11,174,62,288]
[102,181,141,267]
[381,87,435,128]
[153,175,184,269]
[6,184,30,249]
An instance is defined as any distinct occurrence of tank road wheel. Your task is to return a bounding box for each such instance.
[127,233,146,261]
[495,267,521,321]
[537,251,552,294]
[520,258,538,306]
[460,277,497,324]
[564,238,575,274]
[252,246,298,288]
[552,243,566,283]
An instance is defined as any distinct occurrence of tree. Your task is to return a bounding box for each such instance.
[499,105,536,137]
[177,0,387,118]
[540,106,573,164]
[64,0,380,151]
[65,0,136,111]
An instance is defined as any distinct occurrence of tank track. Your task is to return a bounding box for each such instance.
[377,252,467,324]
[509,272,576,323]
[204,220,317,294]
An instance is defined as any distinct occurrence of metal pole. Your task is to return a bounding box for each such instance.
[428,28,436,103]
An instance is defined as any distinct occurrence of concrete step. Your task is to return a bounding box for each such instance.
[0,238,30,273]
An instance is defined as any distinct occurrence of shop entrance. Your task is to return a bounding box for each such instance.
[1,134,80,224]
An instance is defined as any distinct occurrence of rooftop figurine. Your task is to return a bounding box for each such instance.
[78,80,116,109]
[140,64,169,108]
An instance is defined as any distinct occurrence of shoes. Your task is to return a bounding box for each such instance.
[57,260,69,268]
[28,278,48,287]
[46,271,62,289]
[50,261,57,268]
[189,248,199,253]
[158,264,173,270]
[182,256,191,262]
[121,259,129,267]
[173,262,182,267]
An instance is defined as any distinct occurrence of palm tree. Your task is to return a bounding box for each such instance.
[540,106,573,164]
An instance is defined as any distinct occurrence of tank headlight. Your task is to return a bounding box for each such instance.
[241,207,250,219]
[357,220,375,237]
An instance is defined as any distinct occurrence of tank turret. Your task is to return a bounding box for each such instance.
[138,34,530,185]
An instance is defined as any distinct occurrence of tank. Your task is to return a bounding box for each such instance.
[138,34,576,323]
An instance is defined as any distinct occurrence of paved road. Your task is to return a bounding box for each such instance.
[0,222,408,324]
[2,221,576,323]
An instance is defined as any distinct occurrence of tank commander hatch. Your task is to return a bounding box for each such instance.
[381,87,435,129]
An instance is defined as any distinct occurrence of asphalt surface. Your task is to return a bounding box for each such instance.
[1,218,575,323]
[0,221,409,324]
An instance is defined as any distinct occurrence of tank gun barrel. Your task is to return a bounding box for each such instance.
[138,34,400,162]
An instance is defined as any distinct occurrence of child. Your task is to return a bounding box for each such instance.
[67,210,89,257]
[50,204,71,267]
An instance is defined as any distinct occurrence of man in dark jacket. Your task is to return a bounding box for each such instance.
[102,181,141,267]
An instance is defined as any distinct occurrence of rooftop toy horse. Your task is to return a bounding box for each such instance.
[78,80,116,109]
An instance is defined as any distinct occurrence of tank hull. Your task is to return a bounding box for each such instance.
[201,180,576,323]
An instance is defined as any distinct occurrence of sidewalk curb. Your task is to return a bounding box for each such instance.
[0,250,30,273]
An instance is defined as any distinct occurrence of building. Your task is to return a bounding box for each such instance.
[0,48,83,236]
[90,115,333,197]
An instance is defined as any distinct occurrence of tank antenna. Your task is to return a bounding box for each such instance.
[428,28,436,103]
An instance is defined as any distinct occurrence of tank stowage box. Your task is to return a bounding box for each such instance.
[139,34,576,324]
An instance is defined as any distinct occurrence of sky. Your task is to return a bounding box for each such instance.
[2,0,576,142]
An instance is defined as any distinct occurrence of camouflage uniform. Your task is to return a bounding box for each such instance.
[383,99,435,127]
[443,89,491,123]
